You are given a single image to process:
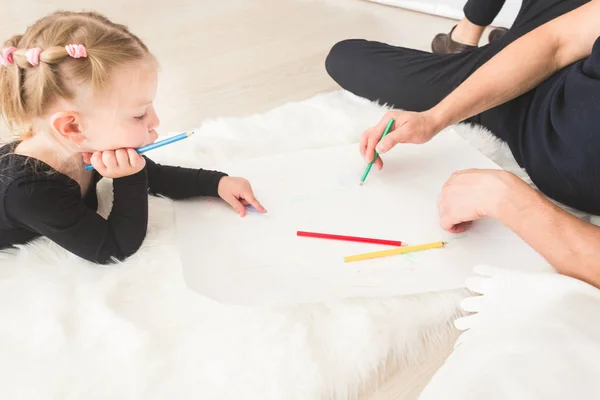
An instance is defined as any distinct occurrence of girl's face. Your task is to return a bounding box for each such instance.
[77,58,160,152]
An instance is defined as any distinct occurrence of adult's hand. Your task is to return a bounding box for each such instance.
[359,110,442,170]
[437,169,533,233]
[438,167,600,289]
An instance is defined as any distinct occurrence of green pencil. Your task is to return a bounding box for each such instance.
[360,118,395,185]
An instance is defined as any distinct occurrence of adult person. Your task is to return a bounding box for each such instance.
[325,0,600,288]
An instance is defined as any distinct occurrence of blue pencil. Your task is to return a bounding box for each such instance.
[84,131,194,171]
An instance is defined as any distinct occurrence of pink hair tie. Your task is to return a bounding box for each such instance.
[1,47,17,66]
[65,44,87,59]
[26,47,43,66]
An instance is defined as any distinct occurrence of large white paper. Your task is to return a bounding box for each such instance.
[175,130,550,305]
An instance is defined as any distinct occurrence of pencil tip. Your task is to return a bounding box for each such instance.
[359,181,364,186]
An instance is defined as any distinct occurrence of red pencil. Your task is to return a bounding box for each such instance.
[297,231,402,247]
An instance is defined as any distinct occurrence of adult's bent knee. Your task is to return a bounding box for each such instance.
[325,39,367,85]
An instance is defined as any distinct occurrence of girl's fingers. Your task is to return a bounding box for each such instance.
[247,196,267,213]
[102,151,118,169]
[225,195,246,217]
[127,148,145,170]
[115,149,130,168]
[82,152,92,164]
[91,151,107,174]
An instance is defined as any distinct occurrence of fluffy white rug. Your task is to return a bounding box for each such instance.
[0,91,589,399]
[420,265,600,400]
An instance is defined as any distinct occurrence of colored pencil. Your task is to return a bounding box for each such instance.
[344,241,446,263]
[360,118,395,185]
[297,231,402,246]
[84,131,194,171]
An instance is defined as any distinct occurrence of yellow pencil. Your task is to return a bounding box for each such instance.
[344,241,446,263]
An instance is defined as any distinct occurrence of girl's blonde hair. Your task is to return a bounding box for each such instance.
[0,11,152,138]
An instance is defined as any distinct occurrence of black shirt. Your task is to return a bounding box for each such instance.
[521,36,600,214]
[481,36,600,215]
[0,142,226,264]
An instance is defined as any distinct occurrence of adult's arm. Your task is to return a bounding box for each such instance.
[496,184,600,289]
[430,0,600,128]
[438,169,600,289]
[367,0,600,160]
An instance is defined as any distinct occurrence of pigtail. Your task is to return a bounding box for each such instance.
[2,44,74,136]
[0,35,28,135]
[24,55,66,119]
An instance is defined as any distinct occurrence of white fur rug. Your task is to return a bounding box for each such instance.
[0,91,590,399]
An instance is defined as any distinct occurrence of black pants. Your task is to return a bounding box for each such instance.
[464,0,507,26]
[326,0,587,117]
[325,0,595,212]
[463,0,587,27]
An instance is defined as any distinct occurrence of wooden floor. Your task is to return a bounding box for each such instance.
[1,1,459,398]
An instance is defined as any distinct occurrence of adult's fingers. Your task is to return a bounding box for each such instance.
[362,113,397,162]
[377,122,410,154]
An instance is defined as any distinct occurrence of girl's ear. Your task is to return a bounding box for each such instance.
[50,111,85,145]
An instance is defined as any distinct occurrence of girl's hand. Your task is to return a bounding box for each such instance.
[217,177,267,217]
[437,169,531,233]
[82,149,145,178]
[360,110,442,170]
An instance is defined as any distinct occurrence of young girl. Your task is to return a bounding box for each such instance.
[0,11,266,264]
